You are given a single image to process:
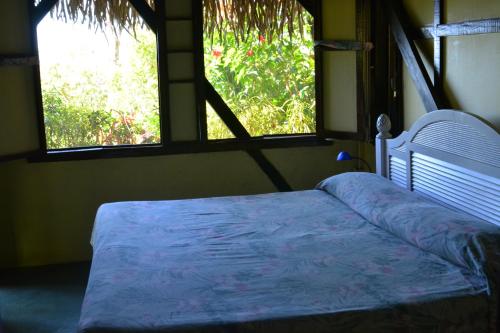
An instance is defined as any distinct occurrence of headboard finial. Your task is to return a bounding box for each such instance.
[376,114,392,139]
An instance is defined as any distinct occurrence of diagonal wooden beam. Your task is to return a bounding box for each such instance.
[246,149,293,192]
[33,0,58,25]
[205,80,250,139]
[296,0,314,16]
[416,26,434,39]
[128,0,157,33]
[384,0,443,112]
[205,79,292,192]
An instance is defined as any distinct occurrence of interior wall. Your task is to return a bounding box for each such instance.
[0,0,39,155]
[402,0,500,129]
[0,145,360,268]
[0,0,365,268]
[322,0,358,133]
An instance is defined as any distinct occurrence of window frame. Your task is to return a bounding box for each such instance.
[28,0,330,163]
[30,0,171,158]
[195,0,323,142]
[315,0,371,141]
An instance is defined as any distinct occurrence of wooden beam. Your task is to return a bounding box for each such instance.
[0,150,39,163]
[246,149,293,192]
[314,0,325,136]
[29,137,330,162]
[33,0,58,25]
[29,1,48,153]
[388,34,404,137]
[436,17,500,37]
[370,0,404,138]
[128,0,157,33]
[419,18,500,39]
[433,0,443,90]
[418,26,435,39]
[356,0,371,142]
[356,0,373,142]
[315,40,374,51]
[205,79,250,139]
[192,0,208,141]
[0,55,38,66]
[384,0,442,112]
[296,0,314,16]
[154,0,171,142]
[205,79,292,192]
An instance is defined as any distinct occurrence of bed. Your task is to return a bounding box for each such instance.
[79,110,500,333]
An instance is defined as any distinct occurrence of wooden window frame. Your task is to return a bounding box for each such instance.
[194,0,323,142]
[29,0,173,161]
[315,0,373,141]
[26,0,330,163]
[22,0,384,164]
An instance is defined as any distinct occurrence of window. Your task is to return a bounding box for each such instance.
[30,0,325,161]
[36,0,161,150]
[203,1,316,140]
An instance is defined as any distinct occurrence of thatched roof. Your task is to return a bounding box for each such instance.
[203,0,309,43]
[43,0,309,41]
[44,0,155,34]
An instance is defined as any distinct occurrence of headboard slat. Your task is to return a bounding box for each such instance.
[412,155,500,220]
[412,178,498,213]
[412,168,498,201]
[412,155,499,189]
[389,156,407,188]
[412,121,500,167]
[414,187,499,222]
[376,110,500,225]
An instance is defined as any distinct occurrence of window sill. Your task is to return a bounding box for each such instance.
[27,135,332,163]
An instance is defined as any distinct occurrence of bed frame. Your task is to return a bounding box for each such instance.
[375,110,499,225]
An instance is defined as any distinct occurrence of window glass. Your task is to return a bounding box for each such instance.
[37,3,160,149]
[204,2,315,139]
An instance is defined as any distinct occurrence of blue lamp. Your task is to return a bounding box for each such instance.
[336,151,373,173]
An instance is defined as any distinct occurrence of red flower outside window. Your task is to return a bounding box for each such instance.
[212,49,222,58]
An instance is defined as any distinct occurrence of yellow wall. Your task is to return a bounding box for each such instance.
[10,0,498,268]
[322,0,358,133]
[0,0,365,268]
[0,145,360,267]
[402,0,500,129]
[0,0,39,155]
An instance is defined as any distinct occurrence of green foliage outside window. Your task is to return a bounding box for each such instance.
[40,10,315,149]
[205,13,316,139]
[41,30,161,149]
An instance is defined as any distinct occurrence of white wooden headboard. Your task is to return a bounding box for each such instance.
[375,110,500,225]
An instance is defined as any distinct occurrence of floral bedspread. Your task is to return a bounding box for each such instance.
[79,173,499,333]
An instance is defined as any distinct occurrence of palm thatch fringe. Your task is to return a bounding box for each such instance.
[203,0,308,43]
[39,0,154,35]
[37,0,308,41]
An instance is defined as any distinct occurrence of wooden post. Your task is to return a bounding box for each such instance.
[384,0,442,112]
[433,0,443,90]
[375,114,392,177]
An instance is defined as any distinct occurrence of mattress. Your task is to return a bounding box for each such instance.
[79,173,500,332]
